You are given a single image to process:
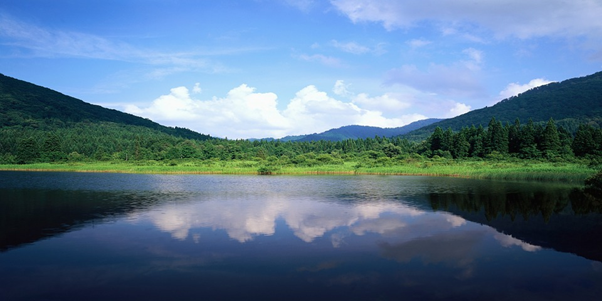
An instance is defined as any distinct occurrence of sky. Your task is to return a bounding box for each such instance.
[1,0,602,139]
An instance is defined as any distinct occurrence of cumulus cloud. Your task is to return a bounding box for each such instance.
[330,0,602,40]
[192,83,202,94]
[352,93,411,112]
[126,83,428,138]
[497,78,554,101]
[333,80,352,96]
[447,102,471,118]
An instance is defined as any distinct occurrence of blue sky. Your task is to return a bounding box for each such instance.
[2,0,602,139]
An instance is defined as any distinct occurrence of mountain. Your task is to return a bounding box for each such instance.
[404,71,602,140]
[274,118,443,142]
[0,73,211,140]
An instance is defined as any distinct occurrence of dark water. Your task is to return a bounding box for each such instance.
[1,171,602,301]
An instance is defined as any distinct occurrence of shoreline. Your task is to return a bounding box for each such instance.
[0,160,595,183]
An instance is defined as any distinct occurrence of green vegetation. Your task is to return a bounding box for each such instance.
[404,71,602,141]
[2,72,602,182]
[0,158,596,183]
[0,73,211,140]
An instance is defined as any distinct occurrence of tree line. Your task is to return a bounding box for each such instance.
[1,117,601,165]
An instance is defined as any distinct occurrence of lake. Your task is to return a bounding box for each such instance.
[1,171,602,300]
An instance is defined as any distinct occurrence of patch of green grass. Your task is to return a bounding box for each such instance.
[0,159,596,182]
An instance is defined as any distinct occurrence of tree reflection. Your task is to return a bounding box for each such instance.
[0,189,162,251]
[429,189,570,222]
[569,171,602,214]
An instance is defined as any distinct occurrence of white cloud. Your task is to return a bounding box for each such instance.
[0,13,250,78]
[330,0,602,40]
[297,53,344,67]
[331,40,370,54]
[127,84,290,138]
[330,40,387,55]
[385,63,484,98]
[385,47,485,99]
[333,80,352,96]
[498,78,554,101]
[352,93,411,112]
[407,39,431,49]
[462,48,483,65]
[126,83,428,139]
[192,83,202,94]
[446,102,471,118]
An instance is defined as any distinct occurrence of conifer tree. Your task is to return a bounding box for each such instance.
[573,124,597,156]
[429,126,444,152]
[540,118,561,155]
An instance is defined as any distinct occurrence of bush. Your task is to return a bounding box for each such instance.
[257,166,273,175]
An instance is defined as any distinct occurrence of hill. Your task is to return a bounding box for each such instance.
[275,118,443,142]
[0,73,211,140]
[404,71,602,140]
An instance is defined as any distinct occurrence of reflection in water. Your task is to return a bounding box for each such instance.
[138,197,424,243]
[2,172,602,300]
[425,185,602,262]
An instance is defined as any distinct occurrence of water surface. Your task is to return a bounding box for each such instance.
[1,171,601,300]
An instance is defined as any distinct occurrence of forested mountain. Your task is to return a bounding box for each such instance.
[0,73,211,140]
[276,118,443,142]
[1,72,601,165]
[404,71,602,140]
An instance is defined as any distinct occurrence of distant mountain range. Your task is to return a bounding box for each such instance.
[262,119,443,142]
[403,71,602,140]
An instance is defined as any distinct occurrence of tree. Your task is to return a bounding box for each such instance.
[382,143,402,158]
[16,137,39,164]
[485,117,508,154]
[41,133,65,162]
[519,119,540,158]
[451,132,470,158]
[508,118,521,154]
[429,127,444,152]
[540,118,561,156]
[573,124,600,157]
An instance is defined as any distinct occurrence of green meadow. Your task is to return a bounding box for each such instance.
[1,158,595,183]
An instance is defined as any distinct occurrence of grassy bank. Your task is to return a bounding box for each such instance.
[0,159,596,183]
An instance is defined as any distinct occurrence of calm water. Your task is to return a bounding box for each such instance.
[1,171,602,300]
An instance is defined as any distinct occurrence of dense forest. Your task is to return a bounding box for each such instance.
[1,116,601,167]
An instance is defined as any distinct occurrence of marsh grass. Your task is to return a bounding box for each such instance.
[0,159,595,182]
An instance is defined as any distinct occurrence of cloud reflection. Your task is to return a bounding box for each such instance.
[134,193,541,263]
[140,197,423,243]
[494,233,542,252]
